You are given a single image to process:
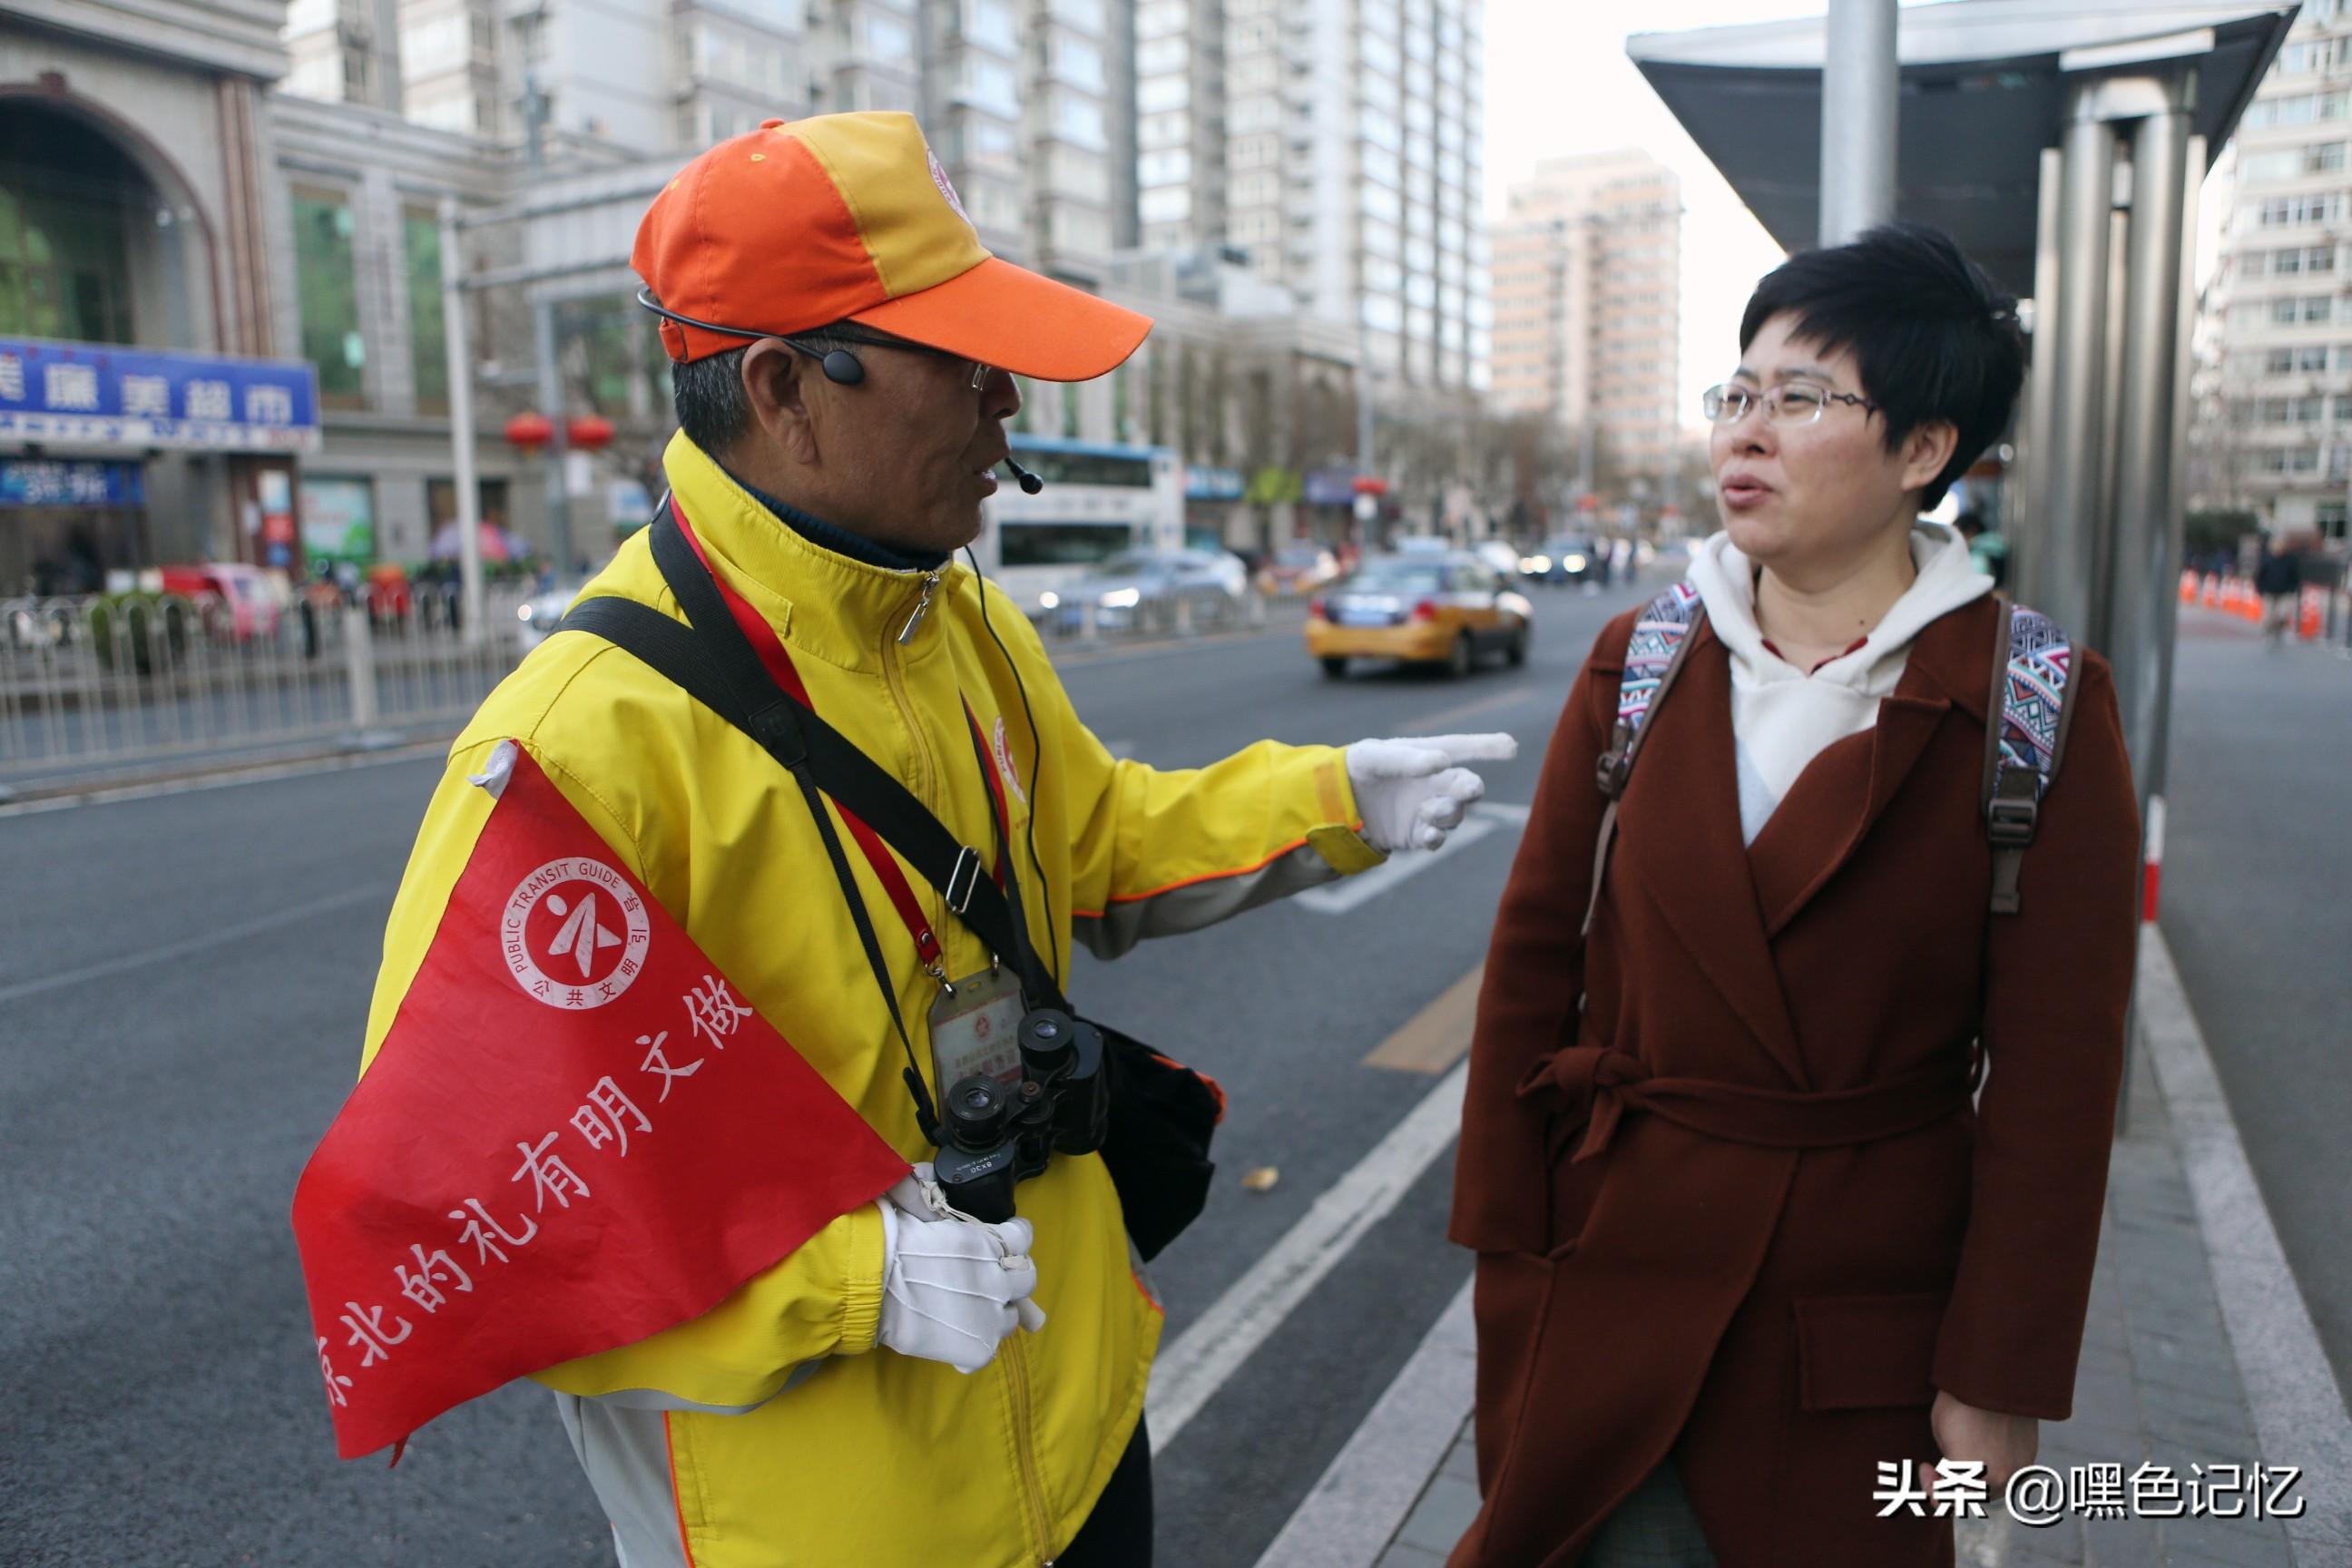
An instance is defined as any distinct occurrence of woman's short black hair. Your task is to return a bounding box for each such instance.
[1738,222,2025,511]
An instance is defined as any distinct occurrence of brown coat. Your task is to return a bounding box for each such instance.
[1447,595,2141,1568]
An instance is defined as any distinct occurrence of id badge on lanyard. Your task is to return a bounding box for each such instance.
[926,966,1027,1090]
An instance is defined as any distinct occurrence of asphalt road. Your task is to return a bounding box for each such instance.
[5,583,2342,1568]
[0,579,1638,1568]
[2155,610,2352,1401]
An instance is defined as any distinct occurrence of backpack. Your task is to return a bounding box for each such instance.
[1581,581,2078,935]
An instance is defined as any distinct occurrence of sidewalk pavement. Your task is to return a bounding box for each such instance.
[1255,936,2347,1568]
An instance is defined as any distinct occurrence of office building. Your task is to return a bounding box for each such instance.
[1132,0,1487,391]
[2207,0,2352,539]
[1487,150,1681,489]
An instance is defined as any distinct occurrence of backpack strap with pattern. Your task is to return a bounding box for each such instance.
[1981,597,2081,916]
[1582,580,1707,936]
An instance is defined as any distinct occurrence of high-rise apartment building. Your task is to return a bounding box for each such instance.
[279,0,1114,281]
[1488,150,1681,485]
[283,0,406,110]
[2207,0,2352,540]
[1132,0,1487,392]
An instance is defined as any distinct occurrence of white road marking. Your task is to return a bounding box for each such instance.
[1399,684,1539,736]
[2139,929,2352,1557]
[1251,1275,1476,1568]
[1147,1058,1467,1454]
[1291,818,1502,915]
[1290,803,1525,916]
[0,883,394,1007]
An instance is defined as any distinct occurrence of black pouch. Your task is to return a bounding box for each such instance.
[1096,1023,1224,1261]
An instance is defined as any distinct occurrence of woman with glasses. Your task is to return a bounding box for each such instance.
[1447,224,2141,1567]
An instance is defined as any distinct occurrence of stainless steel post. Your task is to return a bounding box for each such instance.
[2042,100,2118,640]
[1820,0,1898,245]
[2017,148,2065,607]
[534,298,575,579]
[439,198,485,645]
[2151,132,2205,805]
[2111,101,2191,790]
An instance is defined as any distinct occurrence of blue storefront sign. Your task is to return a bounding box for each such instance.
[1303,467,1362,506]
[0,337,321,454]
[1184,464,1247,502]
[0,458,144,506]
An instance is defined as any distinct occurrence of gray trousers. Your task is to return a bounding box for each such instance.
[1582,1461,1720,1567]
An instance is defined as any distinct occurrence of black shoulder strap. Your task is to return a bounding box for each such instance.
[557,514,1068,1049]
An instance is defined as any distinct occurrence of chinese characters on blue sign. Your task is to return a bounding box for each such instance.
[0,338,321,454]
[0,459,145,507]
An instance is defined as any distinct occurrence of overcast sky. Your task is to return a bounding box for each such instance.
[1480,1,1824,426]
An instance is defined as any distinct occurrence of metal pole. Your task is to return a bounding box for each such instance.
[439,197,484,644]
[2018,147,2064,607]
[1819,0,1898,246]
[2110,99,2191,791]
[534,298,574,579]
[2042,98,2118,641]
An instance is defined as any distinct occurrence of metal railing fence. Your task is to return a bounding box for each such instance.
[1,585,527,790]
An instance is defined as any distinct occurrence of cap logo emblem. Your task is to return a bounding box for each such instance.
[927,151,972,226]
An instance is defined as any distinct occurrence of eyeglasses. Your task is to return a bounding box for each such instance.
[1701,380,1878,426]
[787,328,995,390]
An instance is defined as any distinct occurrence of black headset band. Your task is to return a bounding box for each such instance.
[635,287,951,359]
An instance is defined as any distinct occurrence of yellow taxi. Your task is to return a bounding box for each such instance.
[1305,550,1534,679]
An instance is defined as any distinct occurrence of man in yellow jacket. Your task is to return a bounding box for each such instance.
[353,112,1511,1566]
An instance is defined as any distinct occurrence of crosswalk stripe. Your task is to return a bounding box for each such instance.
[1362,963,1485,1074]
[1147,1059,1468,1454]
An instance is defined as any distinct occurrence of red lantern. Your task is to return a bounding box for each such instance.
[565,413,615,452]
[504,411,554,450]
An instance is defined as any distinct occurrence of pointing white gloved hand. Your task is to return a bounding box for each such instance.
[1347,732,1519,853]
[875,1164,1045,1376]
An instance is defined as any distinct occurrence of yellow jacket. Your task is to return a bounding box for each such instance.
[358,433,1378,1567]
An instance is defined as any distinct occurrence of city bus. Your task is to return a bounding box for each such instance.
[975,434,1184,614]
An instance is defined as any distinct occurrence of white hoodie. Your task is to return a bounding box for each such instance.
[1685,524,1994,846]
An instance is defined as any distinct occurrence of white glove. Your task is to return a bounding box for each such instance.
[1347,732,1519,853]
[875,1165,1045,1375]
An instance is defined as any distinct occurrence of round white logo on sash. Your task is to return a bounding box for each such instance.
[502,858,652,1009]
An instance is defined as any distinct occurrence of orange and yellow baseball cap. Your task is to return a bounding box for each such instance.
[632,112,1151,382]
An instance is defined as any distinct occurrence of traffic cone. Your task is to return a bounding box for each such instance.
[2243,580,2266,623]
[2300,586,2323,641]
[2219,576,2240,614]
[2180,569,2200,603]
[2202,573,2220,608]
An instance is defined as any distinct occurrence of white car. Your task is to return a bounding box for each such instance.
[514,581,588,651]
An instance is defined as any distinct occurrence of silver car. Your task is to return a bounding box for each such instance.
[1040,549,1243,634]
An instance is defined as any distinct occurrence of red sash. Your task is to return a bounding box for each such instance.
[289,743,907,1459]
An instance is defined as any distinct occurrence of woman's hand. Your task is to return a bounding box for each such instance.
[1931,1390,2039,1493]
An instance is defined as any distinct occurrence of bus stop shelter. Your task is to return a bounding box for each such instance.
[1629,0,2297,809]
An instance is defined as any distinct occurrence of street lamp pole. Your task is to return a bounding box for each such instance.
[1820,0,1898,246]
[438,196,484,643]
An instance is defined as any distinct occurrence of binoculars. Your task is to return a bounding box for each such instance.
[932,1008,1109,1223]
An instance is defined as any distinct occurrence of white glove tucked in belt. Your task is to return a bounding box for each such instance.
[1347,732,1518,853]
[875,1166,1045,1376]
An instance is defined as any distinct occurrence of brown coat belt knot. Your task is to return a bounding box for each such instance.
[1515,1046,1976,1164]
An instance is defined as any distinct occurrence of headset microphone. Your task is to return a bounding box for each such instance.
[1003,456,1044,495]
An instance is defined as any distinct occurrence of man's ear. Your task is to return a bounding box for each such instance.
[740,338,820,465]
[1900,418,1960,495]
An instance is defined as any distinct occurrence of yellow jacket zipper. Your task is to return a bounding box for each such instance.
[1003,1333,1056,1562]
[885,571,1055,1560]
[878,571,944,831]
